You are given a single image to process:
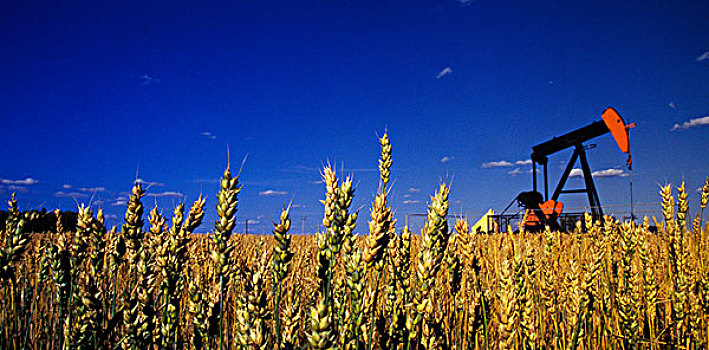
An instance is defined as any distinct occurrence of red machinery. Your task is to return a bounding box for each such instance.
[495,107,635,232]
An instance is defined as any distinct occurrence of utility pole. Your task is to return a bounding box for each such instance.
[302,215,306,235]
[405,213,427,231]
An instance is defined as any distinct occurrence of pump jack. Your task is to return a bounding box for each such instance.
[493,107,635,232]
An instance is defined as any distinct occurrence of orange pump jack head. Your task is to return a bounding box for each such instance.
[601,107,635,168]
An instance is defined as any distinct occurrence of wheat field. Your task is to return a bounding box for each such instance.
[1,133,708,350]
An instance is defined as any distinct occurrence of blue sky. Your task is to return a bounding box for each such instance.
[1,0,707,233]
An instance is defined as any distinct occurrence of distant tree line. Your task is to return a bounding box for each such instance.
[0,209,78,233]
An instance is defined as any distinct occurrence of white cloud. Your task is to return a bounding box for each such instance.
[440,156,455,163]
[62,184,72,189]
[7,185,29,193]
[194,178,219,185]
[670,116,709,131]
[508,168,523,176]
[403,200,421,205]
[146,191,184,198]
[697,51,709,62]
[403,194,413,198]
[111,194,129,206]
[55,191,89,198]
[408,187,421,193]
[482,160,514,168]
[669,101,676,109]
[104,214,119,220]
[260,189,288,197]
[78,187,107,192]
[483,159,532,169]
[17,177,38,185]
[569,168,584,178]
[136,179,165,187]
[200,131,217,140]
[569,168,627,178]
[1,177,39,185]
[592,168,627,178]
[436,67,453,79]
[140,74,160,85]
[483,159,532,168]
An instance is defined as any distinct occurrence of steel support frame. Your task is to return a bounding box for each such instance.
[542,144,603,220]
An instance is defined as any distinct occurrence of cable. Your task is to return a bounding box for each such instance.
[628,152,634,222]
